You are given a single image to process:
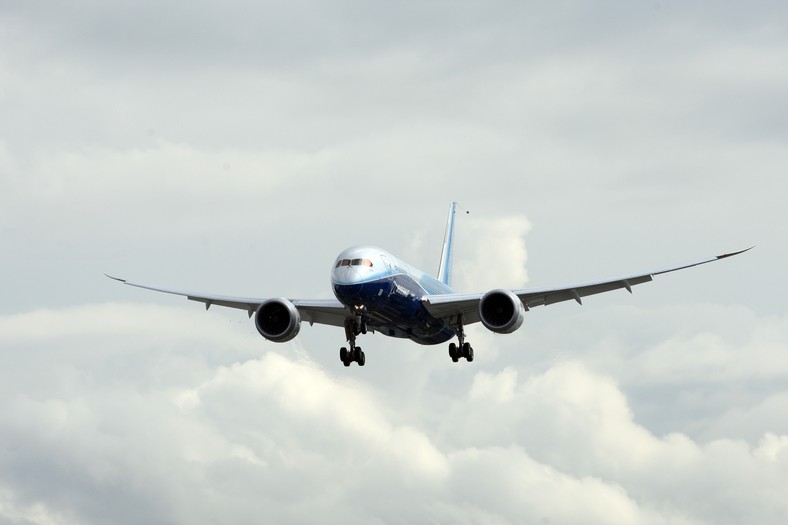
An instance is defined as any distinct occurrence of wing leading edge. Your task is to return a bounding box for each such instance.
[422,247,753,324]
[105,274,351,327]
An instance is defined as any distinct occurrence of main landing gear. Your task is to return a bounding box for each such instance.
[448,317,474,363]
[340,316,366,367]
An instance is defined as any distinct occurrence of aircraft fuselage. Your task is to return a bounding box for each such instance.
[331,245,456,344]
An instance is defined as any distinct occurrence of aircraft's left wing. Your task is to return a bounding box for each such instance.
[105,275,351,327]
[422,247,752,324]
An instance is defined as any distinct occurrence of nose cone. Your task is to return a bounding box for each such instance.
[332,265,365,285]
[333,281,364,304]
[332,264,368,304]
[331,246,381,285]
[331,246,385,306]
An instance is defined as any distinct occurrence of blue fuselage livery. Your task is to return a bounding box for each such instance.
[332,246,455,345]
[107,202,749,368]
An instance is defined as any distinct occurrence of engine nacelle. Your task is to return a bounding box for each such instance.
[478,289,525,334]
[254,298,301,342]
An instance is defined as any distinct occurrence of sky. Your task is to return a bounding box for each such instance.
[1,1,787,523]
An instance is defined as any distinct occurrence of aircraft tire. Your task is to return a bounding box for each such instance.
[358,350,366,367]
[449,343,458,360]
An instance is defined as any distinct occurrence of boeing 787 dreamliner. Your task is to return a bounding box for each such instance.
[108,203,750,366]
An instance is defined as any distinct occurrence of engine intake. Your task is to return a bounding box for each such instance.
[254,298,301,342]
[478,289,525,334]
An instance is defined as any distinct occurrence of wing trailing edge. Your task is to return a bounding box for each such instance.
[423,247,753,323]
[105,274,350,327]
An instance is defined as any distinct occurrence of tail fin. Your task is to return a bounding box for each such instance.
[437,202,458,286]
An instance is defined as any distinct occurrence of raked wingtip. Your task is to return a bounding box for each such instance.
[716,246,754,260]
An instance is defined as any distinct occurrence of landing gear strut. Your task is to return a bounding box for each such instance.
[340,316,366,367]
[448,316,474,363]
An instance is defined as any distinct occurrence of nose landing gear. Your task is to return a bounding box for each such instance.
[340,316,366,366]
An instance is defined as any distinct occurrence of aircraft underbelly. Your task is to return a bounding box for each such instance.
[333,275,455,345]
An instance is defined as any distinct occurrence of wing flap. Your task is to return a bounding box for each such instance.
[422,293,483,324]
[422,248,751,323]
[106,275,350,327]
[293,299,352,328]
[527,274,654,308]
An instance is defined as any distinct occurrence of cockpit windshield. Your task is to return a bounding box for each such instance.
[335,258,374,268]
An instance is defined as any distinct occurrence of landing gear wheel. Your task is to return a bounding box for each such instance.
[449,315,474,363]
[449,342,459,363]
[342,317,368,366]
[340,347,351,366]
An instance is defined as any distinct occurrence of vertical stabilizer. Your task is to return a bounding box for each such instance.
[437,202,458,286]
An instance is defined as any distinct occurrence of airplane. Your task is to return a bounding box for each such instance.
[107,203,751,366]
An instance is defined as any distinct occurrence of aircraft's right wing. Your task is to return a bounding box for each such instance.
[422,247,752,325]
[105,275,352,328]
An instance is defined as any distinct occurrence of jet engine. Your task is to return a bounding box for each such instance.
[254,298,301,342]
[478,289,525,334]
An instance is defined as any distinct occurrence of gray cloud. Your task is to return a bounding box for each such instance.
[1,0,786,523]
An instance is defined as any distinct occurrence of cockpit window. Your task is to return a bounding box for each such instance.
[337,258,373,268]
[335,259,373,268]
[347,258,374,267]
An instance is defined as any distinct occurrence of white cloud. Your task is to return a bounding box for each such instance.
[2,303,787,524]
[454,215,531,292]
[559,304,788,385]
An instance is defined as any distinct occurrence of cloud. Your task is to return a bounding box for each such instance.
[1,1,786,524]
[2,303,787,524]
[454,214,531,292]
[445,362,788,524]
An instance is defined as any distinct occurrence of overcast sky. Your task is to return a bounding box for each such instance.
[1,1,787,523]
